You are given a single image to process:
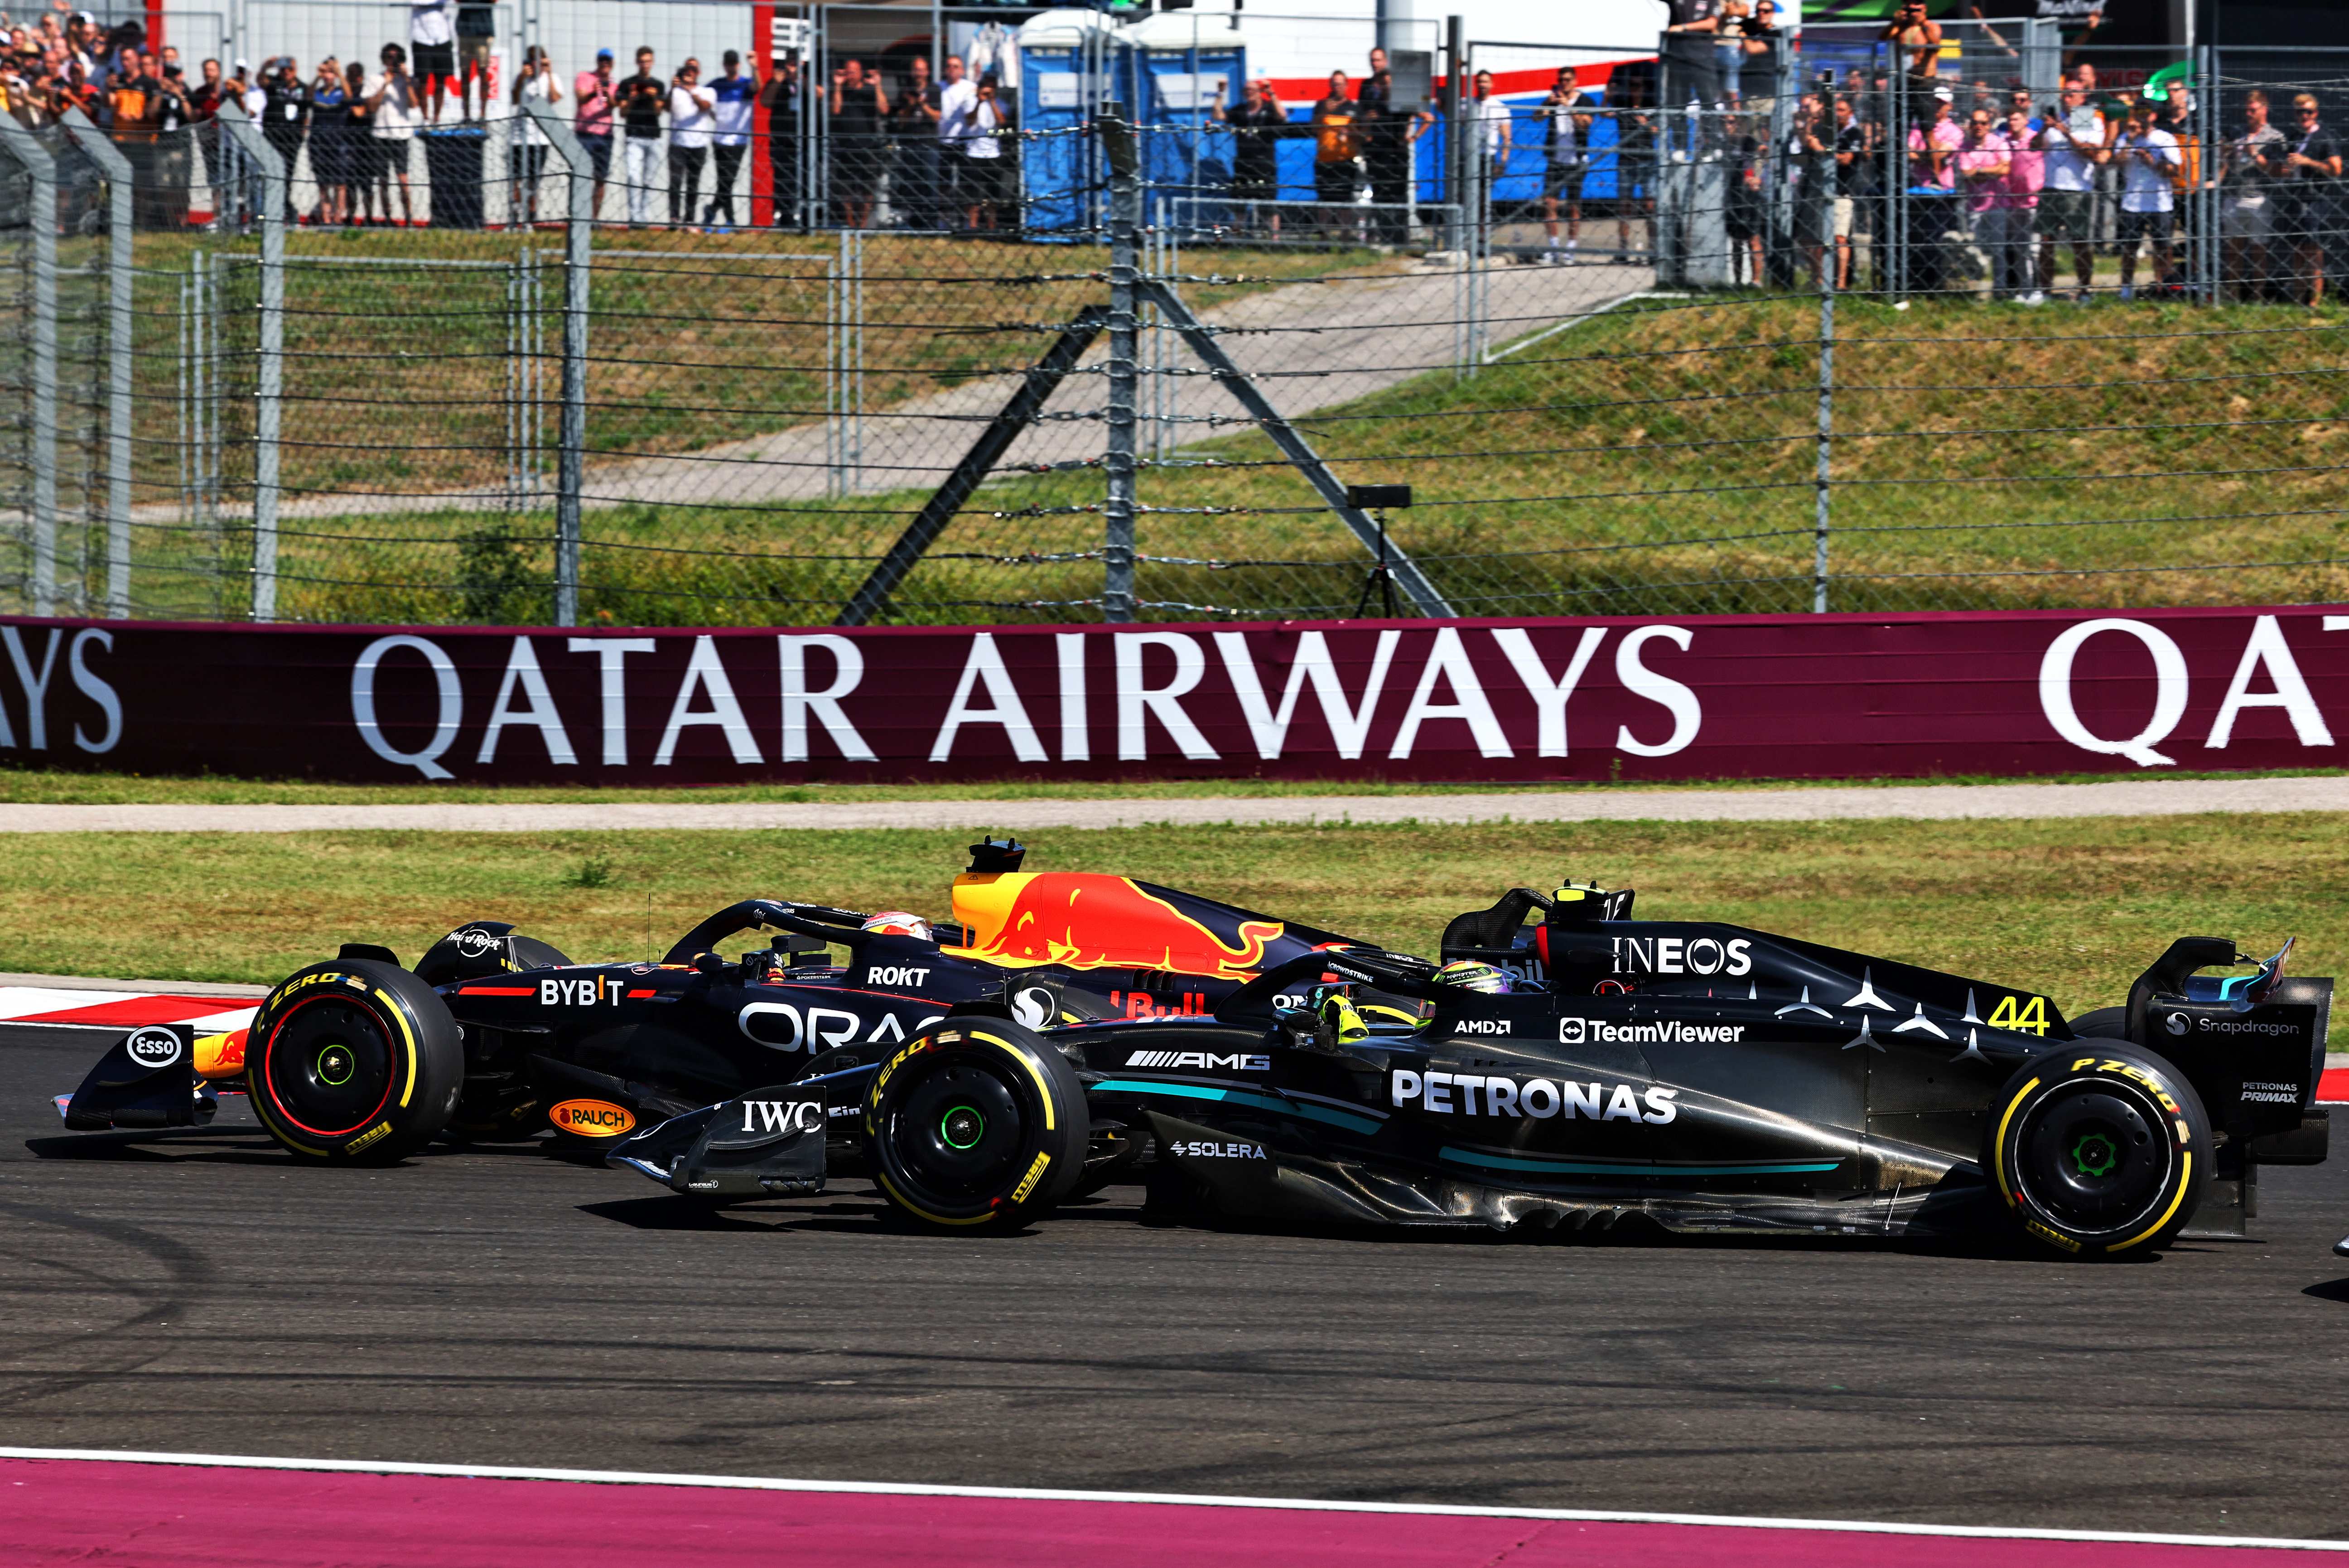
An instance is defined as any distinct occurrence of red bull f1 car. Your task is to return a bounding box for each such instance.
[53,844,2332,1257]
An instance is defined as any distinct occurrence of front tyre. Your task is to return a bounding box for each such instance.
[865,1018,1087,1230]
[1986,1045,2210,1258]
[246,959,465,1164]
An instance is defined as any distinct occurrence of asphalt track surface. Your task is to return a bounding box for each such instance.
[4,775,2349,833]
[9,1022,2349,1542]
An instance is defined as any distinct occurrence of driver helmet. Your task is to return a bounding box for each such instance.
[862,911,933,941]
[1436,959,1515,994]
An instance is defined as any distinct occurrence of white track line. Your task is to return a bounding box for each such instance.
[0,1447,2339,1551]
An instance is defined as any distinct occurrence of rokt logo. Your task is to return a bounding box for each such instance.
[866,966,931,987]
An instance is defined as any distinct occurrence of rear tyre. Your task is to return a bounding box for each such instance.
[865,1018,1087,1230]
[1985,1044,2210,1259]
[246,959,465,1164]
[2069,1006,2131,1041]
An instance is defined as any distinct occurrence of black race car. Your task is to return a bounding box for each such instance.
[54,839,1360,1161]
[55,854,2330,1258]
[600,882,2330,1257]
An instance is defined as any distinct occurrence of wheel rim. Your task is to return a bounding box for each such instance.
[261,995,396,1139]
[883,1058,1027,1212]
[940,1104,986,1150]
[2018,1084,2170,1235]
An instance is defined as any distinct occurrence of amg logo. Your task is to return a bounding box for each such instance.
[1168,1139,1266,1159]
[740,1100,825,1134]
[540,975,623,1008]
[1457,1019,1512,1036]
[1560,1018,1747,1046]
[1124,1051,1272,1071]
[867,966,931,987]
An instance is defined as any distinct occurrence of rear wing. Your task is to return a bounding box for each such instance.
[2125,936,2330,1161]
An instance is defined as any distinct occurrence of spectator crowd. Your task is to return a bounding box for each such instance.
[0,0,2335,305]
[1609,49,2342,304]
[0,3,1033,233]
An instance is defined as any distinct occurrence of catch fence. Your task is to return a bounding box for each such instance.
[0,36,2345,629]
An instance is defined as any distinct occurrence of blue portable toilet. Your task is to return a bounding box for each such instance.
[1129,9,1247,229]
[1016,9,1126,235]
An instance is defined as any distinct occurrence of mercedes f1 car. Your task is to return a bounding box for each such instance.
[54,845,2332,1257]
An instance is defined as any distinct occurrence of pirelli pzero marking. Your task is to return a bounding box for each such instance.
[51,856,2331,1258]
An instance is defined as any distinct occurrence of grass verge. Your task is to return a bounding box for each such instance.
[4,816,2340,1043]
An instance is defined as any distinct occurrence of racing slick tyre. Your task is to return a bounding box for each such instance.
[1985,1044,2211,1259]
[246,959,465,1165]
[865,1017,1087,1230]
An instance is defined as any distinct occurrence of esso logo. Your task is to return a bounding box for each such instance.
[2166,1012,2190,1037]
[125,1028,182,1068]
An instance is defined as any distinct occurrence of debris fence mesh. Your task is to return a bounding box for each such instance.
[0,40,2343,629]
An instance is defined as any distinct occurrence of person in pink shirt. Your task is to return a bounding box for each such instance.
[1997,106,2045,302]
[574,47,615,213]
[1954,106,2009,295]
[1905,87,1965,290]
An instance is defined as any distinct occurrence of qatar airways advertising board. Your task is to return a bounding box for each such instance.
[0,607,2342,786]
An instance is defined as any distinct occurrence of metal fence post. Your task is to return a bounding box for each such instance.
[0,121,56,617]
[1100,104,1139,624]
[524,98,588,627]
[2196,43,2217,305]
[59,108,130,618]
[215,102,282,622]
[849,227,864,491]
[1814,129,1836,614]
[1442,14,1464,257]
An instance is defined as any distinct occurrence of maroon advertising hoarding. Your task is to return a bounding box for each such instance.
[1,606,2344,785]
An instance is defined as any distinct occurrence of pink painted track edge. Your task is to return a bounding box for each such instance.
[2,1447,2344,1552]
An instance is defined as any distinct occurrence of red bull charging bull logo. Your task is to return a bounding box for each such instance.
[945,872,1286,978]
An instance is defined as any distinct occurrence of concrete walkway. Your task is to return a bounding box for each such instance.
[3,776,2344,835]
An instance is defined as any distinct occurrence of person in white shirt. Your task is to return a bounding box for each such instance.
[936,54,974,229]
[666,57,714,229]
[408,0,454,125]
[958,72,1010,232]
[510,43,560,226]
[2113,102,2179,298]
[705,49,754,229]
[1471,69,1509,243]
[2035,81,2103,301]
[365,42,419,226]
